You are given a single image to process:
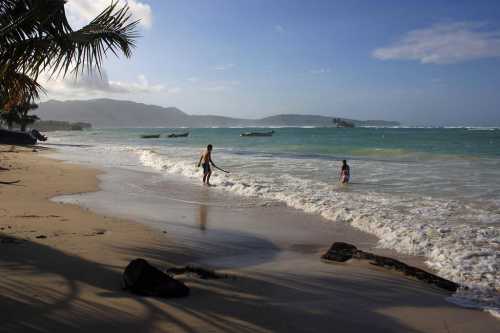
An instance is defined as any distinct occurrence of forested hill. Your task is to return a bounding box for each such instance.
[37,99,400,128]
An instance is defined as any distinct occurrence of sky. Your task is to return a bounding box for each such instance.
[40,0,500,126]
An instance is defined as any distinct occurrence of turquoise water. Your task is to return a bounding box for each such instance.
[83,127,500,159]
[49,127,499,315]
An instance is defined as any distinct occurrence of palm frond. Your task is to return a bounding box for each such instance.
[51,2,140,77]
[0,71,43,111]
[0,1,139,108]
[0,0,70,45]
[0,1,139,78]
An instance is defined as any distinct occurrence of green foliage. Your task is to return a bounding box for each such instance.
[17,102,39,131]
[33,120,92,131]
[0,106,20,129]
[0,101,38,131]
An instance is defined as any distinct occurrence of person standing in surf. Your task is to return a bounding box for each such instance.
[198,144,215,185]
[339,160,350,184]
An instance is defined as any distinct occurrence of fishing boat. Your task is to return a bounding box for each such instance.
[332,118,355,128]
[0,128,46,145]
[240,130,274,137]
[166,132,189,138]
[140,134,161,139]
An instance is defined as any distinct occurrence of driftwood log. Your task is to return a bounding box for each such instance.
[322,242,459,292]
[167,265,229,279]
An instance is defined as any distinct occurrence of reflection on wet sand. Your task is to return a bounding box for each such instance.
[198,204,207,231]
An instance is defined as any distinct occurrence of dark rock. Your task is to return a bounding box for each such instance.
[321,242,358,262]
[30,129,47,142]
[322,242,460,292]
[363,255,460,292]
[122,258,189,298]
[35,235,47,239]
[167,265,229,280]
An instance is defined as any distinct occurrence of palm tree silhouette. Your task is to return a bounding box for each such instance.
[0,0,139,109]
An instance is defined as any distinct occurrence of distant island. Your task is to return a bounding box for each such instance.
[34,120,92,131]
[36,99,400,128]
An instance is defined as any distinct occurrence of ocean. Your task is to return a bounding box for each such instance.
[47,126,499,316]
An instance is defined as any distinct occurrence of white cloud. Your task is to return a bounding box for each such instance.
[66,0,152,29]
[310,68,331,74]
[214,63,235,71]
[275,25,285,33]
[39,70,175,99]
[373,22,500,64]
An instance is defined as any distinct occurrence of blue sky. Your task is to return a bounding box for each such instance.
[44,0,500,125]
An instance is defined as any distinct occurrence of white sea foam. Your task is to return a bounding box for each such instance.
[46,132,499,318]
[137,148,500,317]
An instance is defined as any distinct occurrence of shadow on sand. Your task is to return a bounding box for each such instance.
[0,233,487,333]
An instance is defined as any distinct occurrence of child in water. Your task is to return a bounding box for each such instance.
[339,160,350,184]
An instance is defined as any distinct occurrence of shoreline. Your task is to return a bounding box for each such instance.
[1,146,499,332]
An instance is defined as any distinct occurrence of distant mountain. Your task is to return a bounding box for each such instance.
[36,99,400,128]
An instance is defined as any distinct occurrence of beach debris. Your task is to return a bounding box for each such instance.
[35,235,47,239]
[166,265,229,280]
[0,180,20,185]
[322,242,460,292]
[84,230,108,236]
[122,258,190,298]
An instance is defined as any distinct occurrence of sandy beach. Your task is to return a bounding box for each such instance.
[0,145,498,333]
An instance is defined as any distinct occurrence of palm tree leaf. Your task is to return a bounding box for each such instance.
[0,70,43,110]
[0,1,139,108]
[1,1,139,78]
[0,0,70,45]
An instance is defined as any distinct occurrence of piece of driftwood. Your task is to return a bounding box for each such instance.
[167,265,229,279]
[322,242,460,292]
[0,180,20,185]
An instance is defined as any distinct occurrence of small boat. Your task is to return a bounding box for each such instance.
[240,130,274,137]
[0,128,45,145]
[166,132,189,138]
[332,118,355,128]
[140,134,161,139]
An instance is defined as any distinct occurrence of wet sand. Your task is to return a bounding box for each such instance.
[0,146,498,332]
